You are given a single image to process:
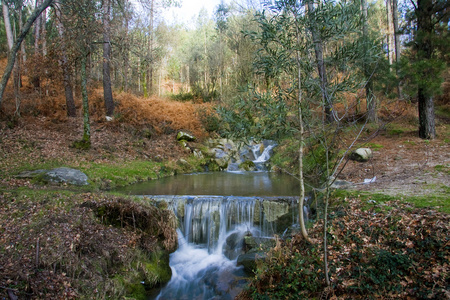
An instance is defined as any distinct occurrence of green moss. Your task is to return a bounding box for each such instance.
[434,164,450,174]
[239,160,256,171]
[366,142,384,150]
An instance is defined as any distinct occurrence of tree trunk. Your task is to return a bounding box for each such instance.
[0,0,53,108]
[3,3,14,50]
[293,5,312,245]
[32,0,43,88]
[362,0,377,123]
[80,54,91,148]
[19,3,27,65]
[56,2,76,117]
[123,14,130,92]
[416,0,435,139]
[307,0,334,123]
[102,0,115,117]
[392,0,402,98]
[3,1,21,115]
[149,0,154,96]
[386,0,394,65]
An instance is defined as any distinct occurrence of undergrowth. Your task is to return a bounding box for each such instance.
[239,198,449,299]
[0,191,177,299]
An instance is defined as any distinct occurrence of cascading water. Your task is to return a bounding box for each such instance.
[153,196,299,300]
[117,139,311,299]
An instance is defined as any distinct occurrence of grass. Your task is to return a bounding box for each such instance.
[331,189,450,213]
[434,164,450,174]
[366,142,384,150]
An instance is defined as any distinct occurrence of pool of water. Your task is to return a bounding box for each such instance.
[116,171,300,197]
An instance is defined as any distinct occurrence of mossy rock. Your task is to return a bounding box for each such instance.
[239,160,256,171]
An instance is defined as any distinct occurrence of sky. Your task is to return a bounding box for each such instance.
[162,0,225,26]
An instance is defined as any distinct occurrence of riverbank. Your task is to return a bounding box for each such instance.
[1,106,449,298]
[0,116,202,299]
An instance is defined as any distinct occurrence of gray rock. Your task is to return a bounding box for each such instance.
[330,179,353,189]
[237,252,267,274]
[44,167,89,186]
[15,169,47,178]
[349,148,373,162]
[176,131,196,141]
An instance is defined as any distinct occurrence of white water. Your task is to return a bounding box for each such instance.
[154,197,297,300]
[252,144,276,163]
[155,227,250,300]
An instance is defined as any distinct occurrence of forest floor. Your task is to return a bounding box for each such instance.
[339,118,450,212]
[0,96,449,299]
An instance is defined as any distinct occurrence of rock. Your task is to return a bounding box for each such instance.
[176,131,196,142]
[238,161,256,171]
[15,169,47,178]
[223,232,246,260]
[330,179,353,189]
[237,252,267,274]
[349,148,373,162]
[44,167,89,186]
[16,168,89,186]
[226,163,240,172]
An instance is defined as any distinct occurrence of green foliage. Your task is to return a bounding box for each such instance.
[398,55,446,100]
[246,241,325,299]
[169,92,195,102]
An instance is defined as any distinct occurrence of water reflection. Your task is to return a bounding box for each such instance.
[116,172,300,197]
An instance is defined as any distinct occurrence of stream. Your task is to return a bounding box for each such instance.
[116,141,304,299]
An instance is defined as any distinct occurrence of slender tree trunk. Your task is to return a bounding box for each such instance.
[0,0,53,107]
[80,54,91,147]
[392,0,402,98]
[148,0,154,96]
[386,0,394,65]
[32,0,43,88]
[123,14,130,92]
[416,0,435,139]
[293,6,311,244]
[362,0,377,122]
[19,4,27,65]
[41,5,47,56]
[3,3,14,50]
[307,0,334,123]
[102,0,115,117]
[56,3,76,117]
[3,1,21,115]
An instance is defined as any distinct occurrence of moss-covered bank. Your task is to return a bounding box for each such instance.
[0,190,178,299]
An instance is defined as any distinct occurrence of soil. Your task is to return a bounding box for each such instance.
[339,126,450,199]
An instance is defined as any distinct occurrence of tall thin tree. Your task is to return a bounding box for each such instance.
[102,0,115,117]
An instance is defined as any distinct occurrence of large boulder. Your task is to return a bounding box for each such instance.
[16,167,89,186]
[44,167,89,186]
[349,148,373,162]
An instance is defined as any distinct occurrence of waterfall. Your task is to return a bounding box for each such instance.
[154,196,298,300]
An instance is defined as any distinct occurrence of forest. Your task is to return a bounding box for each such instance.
[0,0,449,299]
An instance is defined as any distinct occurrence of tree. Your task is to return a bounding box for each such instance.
[0,0,54,108]
[306,0,334,123]
[102,0,114,117]
[362,0,377,122]
[410,0,449,139]
[55,1,76,117]
[2,0,21,115]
